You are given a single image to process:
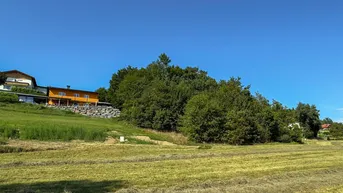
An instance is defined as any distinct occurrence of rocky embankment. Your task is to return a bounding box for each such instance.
[48,105,121,118]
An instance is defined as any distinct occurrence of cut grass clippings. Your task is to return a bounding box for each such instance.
[1,141,343,192]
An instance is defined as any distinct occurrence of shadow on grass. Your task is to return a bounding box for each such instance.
[0,180,128,193]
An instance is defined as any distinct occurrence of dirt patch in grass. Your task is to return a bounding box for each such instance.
[133,136,176,146]
[142,129,189,145]
[104,136,118,144]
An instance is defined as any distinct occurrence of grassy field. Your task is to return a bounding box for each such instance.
[0,103,188,145]
[1,103,343,193]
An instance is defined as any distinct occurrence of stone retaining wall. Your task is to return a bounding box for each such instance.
[48,105,121,118]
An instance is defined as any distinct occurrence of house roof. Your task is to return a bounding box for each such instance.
[48,86,98,94]
[3,70,38,87]
[321,124,331,129]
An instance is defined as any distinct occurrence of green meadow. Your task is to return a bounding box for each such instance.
[1,103,343,193]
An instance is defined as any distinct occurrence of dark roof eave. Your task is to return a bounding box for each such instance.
[48,86,98,94]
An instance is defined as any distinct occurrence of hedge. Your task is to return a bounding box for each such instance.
[0,92,19,103]
[11,86,45,96]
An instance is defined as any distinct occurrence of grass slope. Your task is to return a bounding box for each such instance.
[0,103,187,144]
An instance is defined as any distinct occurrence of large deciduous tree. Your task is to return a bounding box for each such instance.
[95,87,108,102]
[321,117,333,124]
[296,103,321,138]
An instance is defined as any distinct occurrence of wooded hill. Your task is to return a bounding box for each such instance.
[96,54,341,144]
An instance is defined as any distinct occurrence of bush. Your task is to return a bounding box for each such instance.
[0,92,18,103]
[329,123,343,139]
[11,86,46,96]
[181,93,227,143]
[303,128,314,139]
[279,134,291,143]
[0,103,78,117]
[318,130,331,140]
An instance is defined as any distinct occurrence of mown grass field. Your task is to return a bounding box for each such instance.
[1,103,343,193]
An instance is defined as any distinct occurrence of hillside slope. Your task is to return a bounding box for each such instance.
[0,103,188,145]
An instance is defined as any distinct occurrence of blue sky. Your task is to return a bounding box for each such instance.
[1,0,343,121]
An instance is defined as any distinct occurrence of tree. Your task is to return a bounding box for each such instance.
[296,103,321,138]
[95,87,108,102]
[0,72,7,85]
[322,117,333,124]
[158,53,171,66]
[108,66,139,108]
[330,122,343,139]
[102,53,320,144]
[225,110,261,145]
[114,54,217,131]
[181,93,227,142]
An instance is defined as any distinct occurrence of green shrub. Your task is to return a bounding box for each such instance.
[279,134,291,143]
[318,130,331,140]
[329,123,343,139]
[0,92,18,103]
[11,86,46,96]
[0,103,78,116]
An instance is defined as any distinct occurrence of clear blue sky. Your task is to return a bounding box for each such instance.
[1,0,343,121]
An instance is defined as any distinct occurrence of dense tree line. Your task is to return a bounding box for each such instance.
[97,54,339,144]
[329,123,343,139]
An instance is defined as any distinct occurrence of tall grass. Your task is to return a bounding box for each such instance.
[0,122,106,141]
[20,124,106,141]
[0,102,189,144]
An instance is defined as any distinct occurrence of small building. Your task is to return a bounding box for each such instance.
[321,124,331,130]
[1,70,99,105]
[48,86,99,106]
[0,70,48,104]
[0,70,38,90]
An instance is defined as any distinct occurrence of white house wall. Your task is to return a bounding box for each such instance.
[6,77,33,87]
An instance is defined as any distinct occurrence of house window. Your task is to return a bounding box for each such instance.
[84,95,89,99]
[74,93,80,97]
[58,92,66,96]
[6,77,15,82]
[4,85,11,90]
